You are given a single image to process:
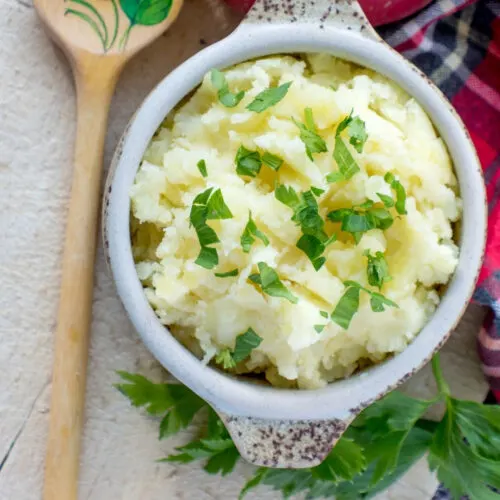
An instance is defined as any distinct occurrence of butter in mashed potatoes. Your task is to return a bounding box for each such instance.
[130,54,461,389]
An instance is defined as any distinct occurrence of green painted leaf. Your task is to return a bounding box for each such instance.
[120,0,173,26]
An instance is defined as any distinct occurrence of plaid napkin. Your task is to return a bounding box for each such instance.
[227,0,500,400]
[377,0,500,401]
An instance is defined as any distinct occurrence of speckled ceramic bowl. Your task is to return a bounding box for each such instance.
[103,0,487,468]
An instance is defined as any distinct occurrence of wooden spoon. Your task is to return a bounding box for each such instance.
[33,1,183,498]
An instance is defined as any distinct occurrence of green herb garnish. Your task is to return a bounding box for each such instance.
[232,327,263,363]
[331,280,398,329]
[364,250,391,290]
[214,269,239,278]
[118,352,500,500]
[314,324,326,333]
[292,107,328,161]
[320,310,329,319]
[214,328,263,368]
[275,184,335,270]
[327,111,367,183]
[190,187,232,269]
[214,349,236,369]
[377,192,395,207]
[210,69,245,108]
[249,262,298,304]
[197,159,208,178]
[246,81,292,112]
[240,211,269,253]
[328,204,394,244]
[235,146,262,178]
[384,172,407,215]
[262,152,283,171]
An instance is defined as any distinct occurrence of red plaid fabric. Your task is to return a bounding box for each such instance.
[377,0,500,401]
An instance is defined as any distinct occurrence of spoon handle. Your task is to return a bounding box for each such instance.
[43,62,119,500]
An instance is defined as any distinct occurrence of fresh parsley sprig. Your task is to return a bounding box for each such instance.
[117,353,500,500]
[211,69,245,108]
[292,107,328,161]
[331,280,398,329]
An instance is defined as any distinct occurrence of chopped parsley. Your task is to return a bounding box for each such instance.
[246,82,292,112]
[261,152,283,171]
[235,146,262,178]
[331,280,399,329]
[385,172,407,215]
[364,250,392,290]
[327,111,367,183]
[328,204,394,244]
[275,184,335,270]
[292,107,327,161]
[210,69,245,108]
[249,262,298,304]
[190,187,233,269]
[240,211,269,253]
[214,269,239,278]
[377,192,395,208]
[197,159,208,178]
[314,324,326,334]
[214,328,263,368]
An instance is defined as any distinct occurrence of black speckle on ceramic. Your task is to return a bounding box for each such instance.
[220,414,351,468]
[244,0,374,36]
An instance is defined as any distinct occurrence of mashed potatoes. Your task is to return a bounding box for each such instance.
[130,54,461,389]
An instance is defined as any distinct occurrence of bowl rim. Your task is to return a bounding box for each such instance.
[105,24,487,420]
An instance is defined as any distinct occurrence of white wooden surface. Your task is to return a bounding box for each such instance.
[0,0,489,498]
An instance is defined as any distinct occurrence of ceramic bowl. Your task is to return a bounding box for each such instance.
[103,0,487,468]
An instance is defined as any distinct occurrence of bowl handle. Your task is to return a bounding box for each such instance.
[217,411,356,468]
[238,0,380,41]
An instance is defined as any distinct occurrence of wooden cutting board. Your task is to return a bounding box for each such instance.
[0,0,488,498]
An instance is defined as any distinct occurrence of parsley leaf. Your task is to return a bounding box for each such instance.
[215,328,263,368]
[240,211,269,253]
[214,269,238,278]
[364,250,392,290]
[292,108,328,161]
[235,146,262,177]
[116,372,206,439]
[331,281,398,329]
[247,81,292,112]
[347,116,368,153]
[327,111,367,182]
[190,187,233,269]
[250,262,298,304]
[297,234,327,271]
[274,183,301,209]
[331,285,361,329]
[333,135,360,180]
[314,324,326,333]
[384,172,407,215]
[327,205,394,243]
[377,192,394,208]
[197,159,208,178]
[210,69,245,108]
[262,152,283,171]
[310,186,325,197]
[320,310,329,319]
[232,327,263,363]
[215,349,236,369]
